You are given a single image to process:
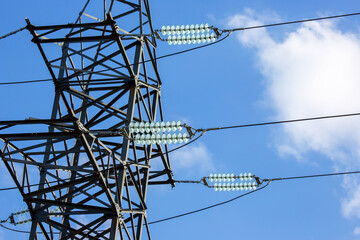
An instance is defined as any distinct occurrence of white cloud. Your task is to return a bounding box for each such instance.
[354,226,360,235]
[342,185,360,218]
[74,215,90,229]
[0,163,13,187]
[228,12,360,160]
[227,8,277,48]
[342,175,360,219]
[170,142,215,176]
[228,10,360,218]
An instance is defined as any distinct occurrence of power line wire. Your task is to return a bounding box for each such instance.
[144,112,360,162]
[147,181,271,225]
[175,170,360,186]
[0,33,231,86]
[84,32,231,76]
[199,112,360,132]
[0,112,358,189]
[86,11,360,76]
[0,179,70,191]
[0,133,205,192]
[221,12,360,33]
[2,12,360,229]
[267,170,360,182]
[2,169,360,233]
[0,172,96,192]
[151,169,360,225]
[3,11,360,86]
[156,32,231,60]
[132,110,356,162]
[1,12,359,42]
[2,7,360,238]
[0,78,53,85]
[0,223,30,234]
[0,27,26,40]
[0,112,359,188]
[159,131,206,155]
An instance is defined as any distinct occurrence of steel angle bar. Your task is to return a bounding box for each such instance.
[1,157,94,173]
[56,187,113,210]
[115,0,140,10]
[25,149,89,155]
[68,79,132,86]
[68,81,130,88]
[49,39,113,64]
[136,90,152,120]
[65,47,129,78]
[66,87,126,115]
[93,229,111,240]
[108,13,136,78]
[47,211,99,216]
[66,87,129,119]
[80,133,118,206]
[23,174,99,199]
[147,170,171,181]
[121,89,158,111]
[75,186,113,208]
[143,215,152,240]
[82,12,103,22]
[0,118,75,126]
[28,197,115,214]
[46,218,98,240]
[0,1,177,239]
[0,137,70,157]
[125,161,150,168]
[144,40,161,84]
[50,65,122,79]
[123,170,137,239]
[62,217,108,240]
[86,87,130,126]
[127,168,147,209]
[147,180,173,185]
[112,8,139,22]
[28,20,114,31]
[46,180,97,200]
[32,222,51,240]
[0,132,80,140]
[67,26,113,37]
[0,150,28,196]
[65,49,129,81]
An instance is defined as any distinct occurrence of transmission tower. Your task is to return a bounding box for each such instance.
[0,0,174,239]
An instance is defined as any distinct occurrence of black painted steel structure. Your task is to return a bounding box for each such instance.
[0,1,174,239]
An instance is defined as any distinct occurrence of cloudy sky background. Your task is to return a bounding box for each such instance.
[228,9,360,220]
[1,1,360,239]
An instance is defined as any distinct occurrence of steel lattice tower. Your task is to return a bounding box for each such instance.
[0,1,174,239]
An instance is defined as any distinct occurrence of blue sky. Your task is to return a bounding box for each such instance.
[1,0,360,239]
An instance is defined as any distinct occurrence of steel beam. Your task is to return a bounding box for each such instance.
[0,1,174,239]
